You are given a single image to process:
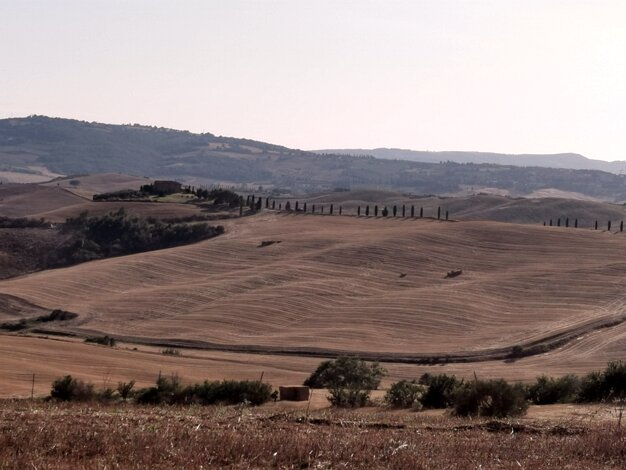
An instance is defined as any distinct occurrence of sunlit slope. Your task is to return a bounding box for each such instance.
[2,213,626,355]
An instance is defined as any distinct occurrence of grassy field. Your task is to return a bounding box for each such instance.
[1,401,625,469]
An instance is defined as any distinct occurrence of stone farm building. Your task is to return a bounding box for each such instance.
[153,180,182,194]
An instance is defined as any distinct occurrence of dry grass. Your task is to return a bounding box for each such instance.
[1,401,625,469]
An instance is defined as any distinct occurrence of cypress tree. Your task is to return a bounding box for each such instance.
[375,205,379,216]
[420,207,423,218]
[393,205,397,217]
[358,206,361,216]
[265,197,269,209]
[411,205,415,217]
[330,204,334,215]
[339,206,342,215]
[575,219,578,228]
[608,220,612,231]
[402,205,406,217]
[437,207,441,220]
[366,206,370,216]
[295,201,299,211]
[565,218,569,228]
[549,219,552,226]
[272,200,276,210]
[595,220,598,230]
[304,202,307,212]
[557,218,560,227]
[446,210,449,221]
[312,204,315,213]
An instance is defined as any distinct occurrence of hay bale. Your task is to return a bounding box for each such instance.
[279,385,310,401]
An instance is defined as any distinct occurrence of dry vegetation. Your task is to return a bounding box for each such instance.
[1,401,626,469]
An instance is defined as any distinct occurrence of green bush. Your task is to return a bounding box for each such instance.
[304,356,386,389]
[418,373,462,409]
[453,379,528,417]
[385,380,424,408]
[527,375,580,405]
[136,376,273,406]
[50,375,95,401]
[328,388,370,408]
[117,380,136,400]
[84,335,116,347]
[577,361,626,402]
[304,356,386,408]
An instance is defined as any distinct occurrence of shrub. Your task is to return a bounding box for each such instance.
[385,380,424,409]
[117,380,136,400]
[328,388,370,408]
[453,379,528,417]
[161,348,181,356]
[84,335,116,347]
[527,375,580,405]
[577,361,626,402]
[418,373,462,409]
[136,377,272,406]
[304,356,386,389]
[50,375,95,401]
[578,371,605,402]
[304,356,386,408]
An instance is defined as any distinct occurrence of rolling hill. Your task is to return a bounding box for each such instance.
[319,148,626,174]
[3,213,626,362]
[4,116,626,201]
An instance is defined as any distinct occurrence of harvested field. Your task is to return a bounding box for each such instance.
[1,401,625,469]
[2,212,626,386]
[0,183,205,222]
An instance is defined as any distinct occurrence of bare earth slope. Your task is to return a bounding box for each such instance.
[3,213,626,359]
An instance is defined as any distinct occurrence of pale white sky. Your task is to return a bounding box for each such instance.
[2,1,625,160]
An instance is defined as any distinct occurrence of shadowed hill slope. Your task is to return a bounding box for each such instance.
[2,213,626,361]
[4,116,626,200]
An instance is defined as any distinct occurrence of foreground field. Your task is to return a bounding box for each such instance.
[0,401,624,469]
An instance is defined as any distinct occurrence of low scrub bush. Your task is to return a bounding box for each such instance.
[135,376,273,406]
[117,380,136,400]
[84,335,116,347]
[385,380,424,409]
[50,375,95,401]
[453,379,528,417]
[161,347,181,356]
[578,361,626,402]
[418,373,462,409]
[527,375,580,405]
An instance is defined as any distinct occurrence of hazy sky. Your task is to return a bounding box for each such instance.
[2,1,625,160]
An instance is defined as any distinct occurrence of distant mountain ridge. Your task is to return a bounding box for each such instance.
[3,115,626,202]
[317,148,626,174]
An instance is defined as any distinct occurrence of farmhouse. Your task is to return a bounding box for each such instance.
[153,180,182,194]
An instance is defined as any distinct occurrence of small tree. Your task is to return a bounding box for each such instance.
[385,380,424,409]
[304,356,386,408]
[419,373,461,409]
[453,379,528,417]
